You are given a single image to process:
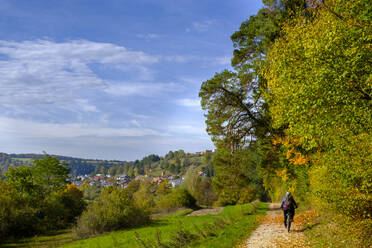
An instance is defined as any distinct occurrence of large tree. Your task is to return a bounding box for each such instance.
[199,0,309,201]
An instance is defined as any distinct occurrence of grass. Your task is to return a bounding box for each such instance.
[1,202,268,248]
[195,203,269,248]
[0,230,74,248]
[61,202,267,248]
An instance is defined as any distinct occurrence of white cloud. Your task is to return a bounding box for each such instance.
[0,39,159,108]
[179,76,208,85]
[215,56,231,65]
[186,20,215,33]
[0,117,161,138]
[104,82,180,97]
[163,55,195,63]
[168,124,206,135]
[130,119,141,127]
[75,99,98,112]
[177,98,200,107]
[136,33,160,40]
[0,40,158,64]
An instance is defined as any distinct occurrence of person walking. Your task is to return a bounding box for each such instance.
[280,192,298,228]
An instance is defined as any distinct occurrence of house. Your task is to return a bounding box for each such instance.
[153,177,161,183]
[198,171,207,177]
[117,174,130,182]
[169,178,183,187]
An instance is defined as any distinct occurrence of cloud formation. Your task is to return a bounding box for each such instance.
[0,117,161,138]
[177,98,200,107]
[186,20,215,33]
[104,82,180,97]
[0,40,159,107]
[0,39,215,159]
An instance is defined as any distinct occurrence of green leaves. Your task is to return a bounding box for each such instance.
[33,155,70,193]
[263,0,372,237]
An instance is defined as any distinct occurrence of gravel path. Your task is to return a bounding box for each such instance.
[186,207,224,216]
[240,203,308,248]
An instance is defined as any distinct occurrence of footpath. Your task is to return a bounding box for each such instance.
[239,203,310,248]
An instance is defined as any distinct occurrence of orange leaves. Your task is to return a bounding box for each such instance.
[295,210,319,228]
[59,183,84,200]
[290,153,308,165]
[273,135,309,166]
[274,210,318,248]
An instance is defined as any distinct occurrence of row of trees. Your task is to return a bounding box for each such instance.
[0,155,85,239]
[200,0,370,245]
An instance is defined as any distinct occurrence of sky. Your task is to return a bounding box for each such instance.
[0,0,263,160]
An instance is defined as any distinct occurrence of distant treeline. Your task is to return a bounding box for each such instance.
[0,150,213,177]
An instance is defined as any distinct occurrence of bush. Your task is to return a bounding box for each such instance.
[157,188,196,210]
[0,182,37,239]
[196,178,217,206]
[133,180,155,211]
[215,188,240,206]
[237,186,256,205]
[75,187,150,238]
[41,184,86,229]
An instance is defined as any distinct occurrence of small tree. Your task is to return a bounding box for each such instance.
[32,155,70,194]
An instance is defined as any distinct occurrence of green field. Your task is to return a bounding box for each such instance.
[62,202,268,248]
[1,202,268,248]
[1,230,74,248]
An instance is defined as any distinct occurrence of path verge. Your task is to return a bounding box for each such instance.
[239,203,310,248]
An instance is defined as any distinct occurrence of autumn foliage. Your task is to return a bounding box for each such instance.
[199,0,370,246]
[263,0,371,245]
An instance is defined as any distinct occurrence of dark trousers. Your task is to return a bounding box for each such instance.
[283,209,295,225]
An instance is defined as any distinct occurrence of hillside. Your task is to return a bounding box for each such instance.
[0,150,214,177]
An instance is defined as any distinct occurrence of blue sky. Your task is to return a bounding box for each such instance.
[0,0,263,160]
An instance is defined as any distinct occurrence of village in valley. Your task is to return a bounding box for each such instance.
[70,150,212,188]
[71,171,206,189]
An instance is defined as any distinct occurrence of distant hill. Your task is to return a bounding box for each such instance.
[0,152,124,176]
[0,150,214,177]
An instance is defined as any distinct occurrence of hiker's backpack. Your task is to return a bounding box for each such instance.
[283,197,291,210]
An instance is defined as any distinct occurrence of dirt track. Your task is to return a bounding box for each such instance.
[240,203,309,248]
[186,207,224,216]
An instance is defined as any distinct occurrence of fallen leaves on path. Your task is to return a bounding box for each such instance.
[239,204,318,248]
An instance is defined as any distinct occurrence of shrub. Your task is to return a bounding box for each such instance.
[75,187,150,238]
[0,182,38,239]
[40,184,86,229]
[215,188,240,206]
[157,189,196,210]
[196,178,217,206]
[133,180,155,211]
[237,186,256,205]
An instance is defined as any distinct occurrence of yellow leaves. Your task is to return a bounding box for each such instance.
[286,149,293,159]
[273,135,309,166]
[290,152,308,165]
[273,135,302,148]
[272,136,289,146]
[288,184,296,194]
[66,183,79,192]
[276,169,288,182]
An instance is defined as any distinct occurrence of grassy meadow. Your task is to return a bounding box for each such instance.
[1,202,268,248]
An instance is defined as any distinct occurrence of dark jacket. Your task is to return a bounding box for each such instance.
[281,195,297,210]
